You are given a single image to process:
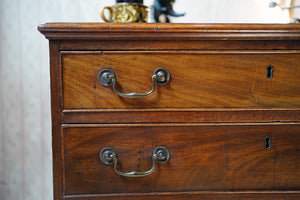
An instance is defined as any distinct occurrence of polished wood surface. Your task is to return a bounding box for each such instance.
[62,109,300,124]
[61,192,300,200]
[38,23,300,200]
[49,40,64,200]
[63,124,299,195]
[38,23,300,40]
[62,51,300,109]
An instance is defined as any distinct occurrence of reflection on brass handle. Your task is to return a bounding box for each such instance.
[98,68,171,98]
[100,146,170,177]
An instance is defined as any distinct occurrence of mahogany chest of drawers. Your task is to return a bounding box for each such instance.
[39,23,300,200]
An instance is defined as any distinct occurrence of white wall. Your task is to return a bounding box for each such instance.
[0,1,290,200]
[171,0,289,23]
[291,0,300,21]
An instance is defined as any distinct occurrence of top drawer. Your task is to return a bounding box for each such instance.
[61,51,299,110]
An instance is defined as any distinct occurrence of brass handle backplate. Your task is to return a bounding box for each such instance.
[100,146,170,177]
[98,68,171,98]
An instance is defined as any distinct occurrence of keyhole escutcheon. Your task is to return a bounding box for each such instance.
[267,65,274,79]
[265,136,271,149]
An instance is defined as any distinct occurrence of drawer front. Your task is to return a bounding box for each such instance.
[62,124,300,196]
[62,51,300,110]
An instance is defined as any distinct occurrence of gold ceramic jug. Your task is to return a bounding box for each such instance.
[101,3,148,23]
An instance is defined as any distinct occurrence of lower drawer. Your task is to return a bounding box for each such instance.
[62,123,300,196]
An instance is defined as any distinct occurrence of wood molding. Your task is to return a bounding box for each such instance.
[38,23,300,40]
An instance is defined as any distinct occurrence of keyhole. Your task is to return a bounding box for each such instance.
[267,65,274,79]
[265,136,271,149]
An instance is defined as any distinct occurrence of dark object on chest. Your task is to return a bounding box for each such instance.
[152,0,185,22]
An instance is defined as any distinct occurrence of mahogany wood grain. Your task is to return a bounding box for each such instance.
[61,109,300,124]
[63,123,299,195]
[62,51,300,109]
[38,23,300,200]
[59,40,300,51]
[63,192,300,200]
[38,23,300,40]
[49,40,63,200]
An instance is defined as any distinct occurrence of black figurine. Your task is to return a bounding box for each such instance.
[152,0,185,23]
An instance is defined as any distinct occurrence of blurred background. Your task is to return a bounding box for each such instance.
[0,0,299,200]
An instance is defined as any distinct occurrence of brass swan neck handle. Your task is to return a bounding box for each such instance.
[98,68,171,98]
[100,146,170,177]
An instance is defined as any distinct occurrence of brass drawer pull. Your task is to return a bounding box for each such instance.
[98,68,171,98]
[100,146,170,177]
